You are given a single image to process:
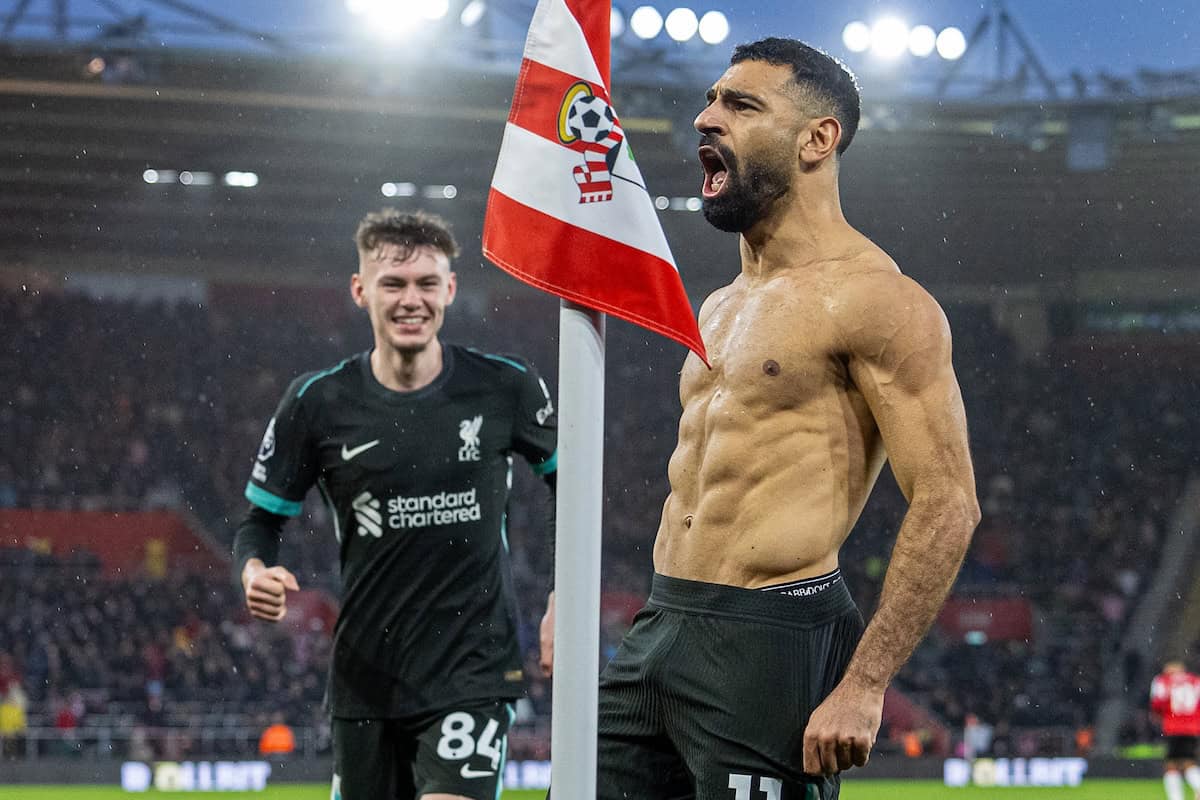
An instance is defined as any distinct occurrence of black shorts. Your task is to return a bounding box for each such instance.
[332,700,514,800]
[1167,735,1199,761]
[596,572,864,800]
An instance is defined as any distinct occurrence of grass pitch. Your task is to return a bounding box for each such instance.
[0,780,1168,799]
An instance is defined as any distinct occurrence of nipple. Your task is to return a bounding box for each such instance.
[763,359,780,376]
[684,515,693,529]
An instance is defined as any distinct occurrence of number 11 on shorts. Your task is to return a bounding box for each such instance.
[727,773,781,800]
[728,773,821,799]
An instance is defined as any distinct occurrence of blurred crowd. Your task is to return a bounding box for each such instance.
[0,545,328,759]
[2,285,1197,759]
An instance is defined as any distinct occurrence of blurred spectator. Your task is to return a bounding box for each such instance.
[52,692,80,757]
[963,713,993,760]
[0,653,19,697]
[258,713,296,758]
[0,683,27,759]
[128,724,154,761]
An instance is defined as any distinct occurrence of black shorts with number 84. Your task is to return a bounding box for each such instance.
[332,700,514,800]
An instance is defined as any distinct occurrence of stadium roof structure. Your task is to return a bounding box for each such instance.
[1,44,1198,305]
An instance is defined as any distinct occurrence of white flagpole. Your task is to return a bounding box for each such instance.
[550,299,605,800]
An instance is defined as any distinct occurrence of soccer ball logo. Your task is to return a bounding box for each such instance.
[556,82,628,203]
[566,95,617,144]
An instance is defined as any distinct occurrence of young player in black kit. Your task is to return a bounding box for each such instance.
[232,209,557,800]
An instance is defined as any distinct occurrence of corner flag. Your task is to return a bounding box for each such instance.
[483,0,707,362]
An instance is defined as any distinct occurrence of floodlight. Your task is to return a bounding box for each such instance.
[420,0,449,21]
[697,11,728,44]
[664,8,698,42]
[936,26,967,60]
[381,181,418,197]
[909,24,936,57]
[842,21,870,53]
[460,0,485,26]
[610,7,625,38]
[367,2,423,37]
[630,6,663,39]
[870,17,909,60]
[224,171,259,188]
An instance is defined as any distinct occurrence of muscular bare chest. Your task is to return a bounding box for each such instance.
[681,280,844,415]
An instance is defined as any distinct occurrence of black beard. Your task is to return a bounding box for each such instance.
[701,150,790,233]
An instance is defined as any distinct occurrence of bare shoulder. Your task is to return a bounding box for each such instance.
[696,278,741,326]
[824,252,951,362]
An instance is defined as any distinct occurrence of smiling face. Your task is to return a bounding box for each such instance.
[351,242,457,356]
[693,60,810,233]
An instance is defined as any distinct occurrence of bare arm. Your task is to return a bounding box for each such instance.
[804,274,980,774]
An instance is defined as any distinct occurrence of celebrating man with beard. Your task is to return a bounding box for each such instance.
[585,38,980,799]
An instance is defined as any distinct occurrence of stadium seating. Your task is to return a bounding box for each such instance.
[2,286,1196,759]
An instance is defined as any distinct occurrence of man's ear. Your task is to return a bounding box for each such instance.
[799,115,842,166]
[350,272,368,309]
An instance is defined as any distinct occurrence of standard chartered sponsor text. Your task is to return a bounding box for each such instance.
[387,488,481,529]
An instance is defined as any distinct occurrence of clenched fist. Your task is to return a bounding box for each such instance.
[241,558,300,622]
[802,678,884,776]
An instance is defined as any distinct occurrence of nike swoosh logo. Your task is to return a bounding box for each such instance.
[341,440,380,461]
[459,764,495,779]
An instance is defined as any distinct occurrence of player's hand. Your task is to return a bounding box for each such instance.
[539,591,555,677]
[241,559,300,623]
[802,677,884,776]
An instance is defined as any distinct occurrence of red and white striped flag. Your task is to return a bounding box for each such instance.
[483,0,708,363]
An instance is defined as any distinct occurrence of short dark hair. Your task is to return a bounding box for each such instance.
[731,37,861,156]
[354,208,460,262]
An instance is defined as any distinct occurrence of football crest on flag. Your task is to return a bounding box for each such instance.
[557,82,628,204]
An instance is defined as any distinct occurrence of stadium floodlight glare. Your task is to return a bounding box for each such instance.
[664,8,698,42]
[420,184,458,199]
[419,0,449,21]
[841,20,870,53]
[610,7,625,38]
[345,0,372,15]
[381,181,417,197]
[185,171,215,186]
[697,10,728,44]
[936,26,967,60]
[908,24,936,57]
[629,6,663,39]
[869,17,909,59]
[223,171,259,188]
[364,1,424,38]
[460,0,485,26]
[654,195,670,210]
[143,169,159,184]
[684,197,702,211]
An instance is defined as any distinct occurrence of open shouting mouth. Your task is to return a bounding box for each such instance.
[698,144,729,199]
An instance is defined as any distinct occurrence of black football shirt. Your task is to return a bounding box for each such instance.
[244,345,557,717]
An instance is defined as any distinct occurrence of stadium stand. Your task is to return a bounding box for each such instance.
[3,283,1197,760]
